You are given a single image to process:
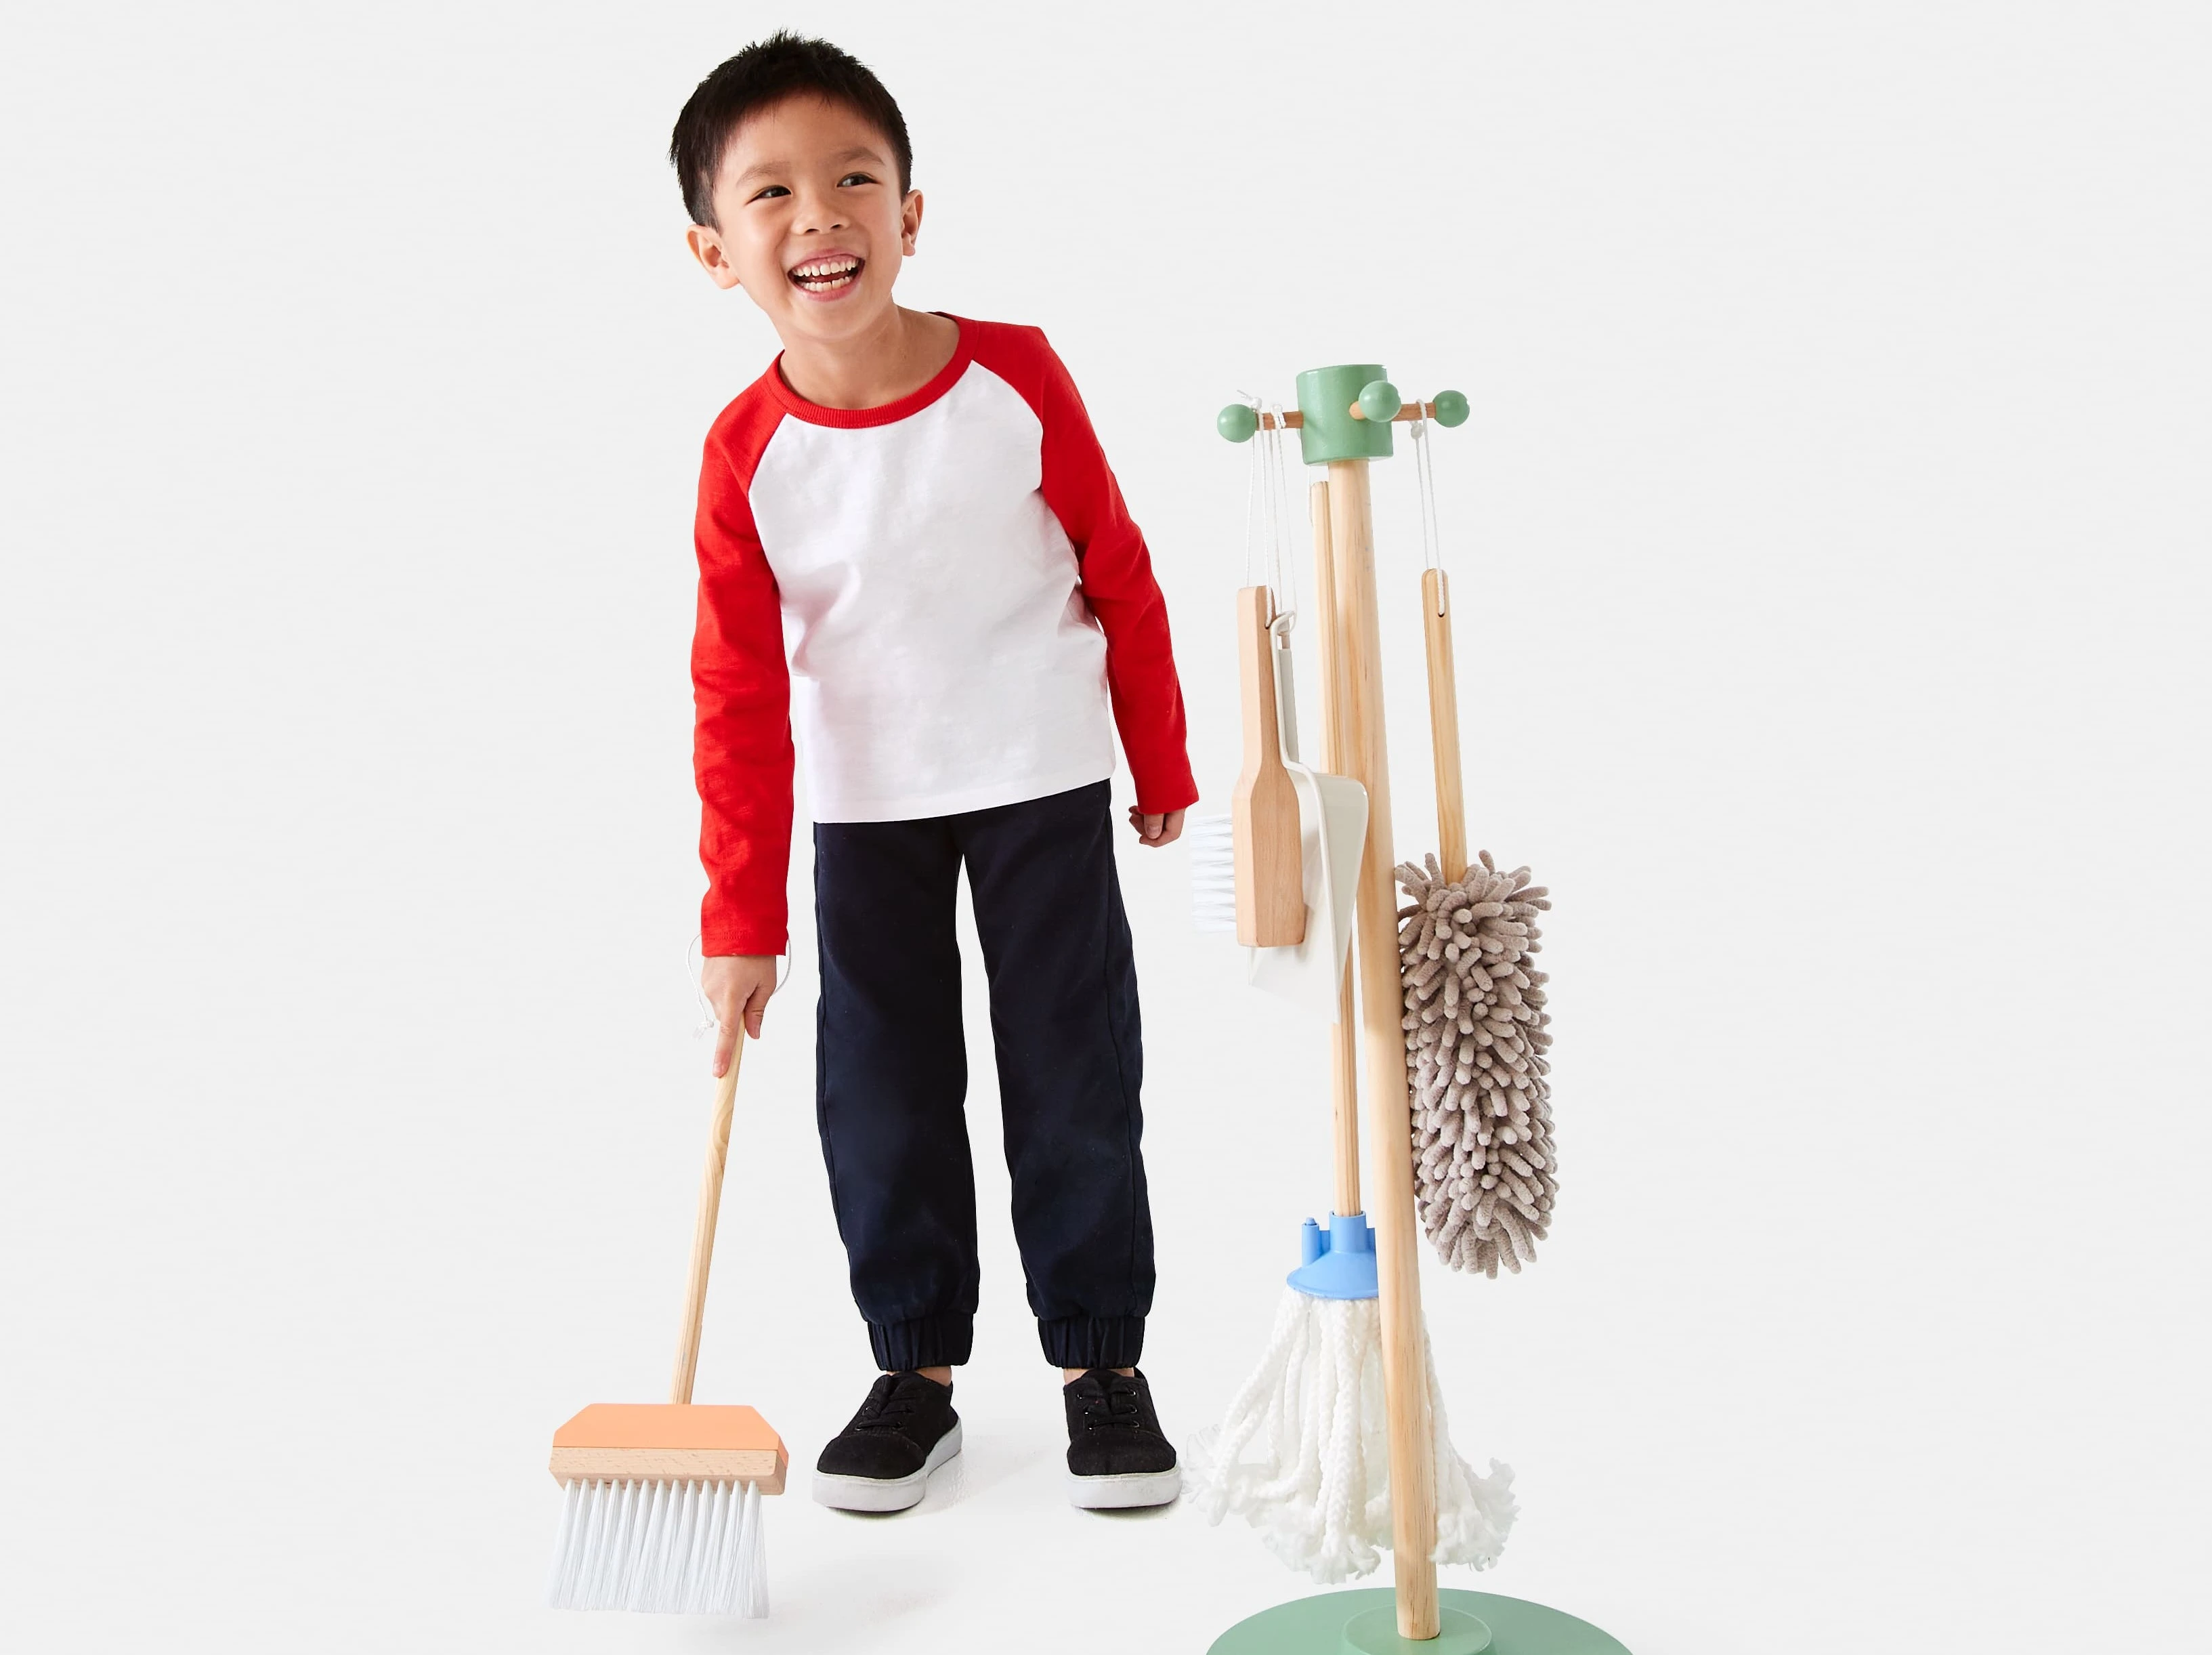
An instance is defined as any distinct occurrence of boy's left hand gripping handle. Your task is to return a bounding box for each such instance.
[671,1033,744,1406]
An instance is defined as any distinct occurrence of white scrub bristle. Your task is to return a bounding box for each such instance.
[547,1477,767,1617]
[1190,812,1237,934]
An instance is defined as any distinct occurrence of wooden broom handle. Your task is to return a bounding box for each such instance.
[670,1034,744,1406]
[1310,480,1362,1220]
[1422,567,1468,883]
[1328,459,1442,1640]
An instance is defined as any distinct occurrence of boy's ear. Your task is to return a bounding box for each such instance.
[901,189,924,257]
[687,224,743,291]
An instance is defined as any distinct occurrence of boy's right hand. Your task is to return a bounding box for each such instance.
[702,954,780,1076]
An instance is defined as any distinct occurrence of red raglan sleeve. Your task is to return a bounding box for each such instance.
[692,438,794,957]
[1031,332,1201,815]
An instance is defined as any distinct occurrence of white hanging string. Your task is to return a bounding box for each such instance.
[1263,400,1299,634]
[1410,410,1443,576]
[1409,408,1449,614]
[1236,391,1304,634]
[1237,390,1267,593]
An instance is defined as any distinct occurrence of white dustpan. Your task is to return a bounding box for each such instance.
[1247,634,1367,1022]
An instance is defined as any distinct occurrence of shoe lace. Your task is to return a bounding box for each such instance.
[851,1375,922,1433]
[1078,1374,1143,1433]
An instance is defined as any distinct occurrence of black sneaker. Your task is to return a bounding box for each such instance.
[811,1370,962,1512]
[1063,1367,1181,1509]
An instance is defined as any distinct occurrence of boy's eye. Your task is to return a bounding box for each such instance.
[748,174,872,202]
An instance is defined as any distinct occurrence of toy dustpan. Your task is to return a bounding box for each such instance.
[1248,619,1367,1020]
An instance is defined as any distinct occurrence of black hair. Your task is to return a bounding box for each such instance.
[670,32,913,228]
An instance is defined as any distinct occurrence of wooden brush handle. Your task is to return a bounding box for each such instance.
[1232,583,1306,947]
[1310,479,1362,1221]
[670,1036,744,1406]
[1329,459,1441,1641]
[1422,567,1468,883]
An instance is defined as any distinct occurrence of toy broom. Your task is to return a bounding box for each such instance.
[545,1032,786,1617]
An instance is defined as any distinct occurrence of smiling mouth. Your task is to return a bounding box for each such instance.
[789,256,864,293]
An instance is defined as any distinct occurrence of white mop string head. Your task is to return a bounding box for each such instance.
[1187,1286,1515,1584]
[547,1477,767,1617]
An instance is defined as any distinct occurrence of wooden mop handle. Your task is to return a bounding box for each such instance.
[1310,480,1361,1220]
[1422,567,1468,883]
[670,1035,744,1406]
[1329,457,1443,1641]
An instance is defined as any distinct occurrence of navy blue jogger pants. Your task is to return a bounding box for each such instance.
[813,780,1155,1373]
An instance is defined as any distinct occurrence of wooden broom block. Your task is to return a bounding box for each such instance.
[1422,567,1468,883]
[1328,457,1441,1642]
[1232,583,1306,947]
[550,1403,789,1492]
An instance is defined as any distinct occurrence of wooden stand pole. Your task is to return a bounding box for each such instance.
[1327,459,1441,1641]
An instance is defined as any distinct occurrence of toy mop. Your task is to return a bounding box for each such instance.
[545,1032,786,1617]
[1191,367,1629,1655]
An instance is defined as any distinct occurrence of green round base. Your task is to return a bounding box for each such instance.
[1208,1589,1631,1655]
[1344,1601,1491,1654]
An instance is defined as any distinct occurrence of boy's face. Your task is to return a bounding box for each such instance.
[685,95,920,346]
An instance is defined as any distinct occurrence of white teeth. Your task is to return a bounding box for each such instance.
[794,258,859,278]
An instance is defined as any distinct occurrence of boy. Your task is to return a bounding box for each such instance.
[670,34,1196,1513]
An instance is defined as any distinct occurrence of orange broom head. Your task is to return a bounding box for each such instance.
[550,1404,788,1495]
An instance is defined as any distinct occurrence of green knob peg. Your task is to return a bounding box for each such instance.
[1430,389,1469,427]
[1217,402,1258,443]
[1357,379,1401,424]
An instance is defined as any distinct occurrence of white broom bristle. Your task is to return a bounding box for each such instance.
[1190,812,1237,934]
[547,1477,767,1617]
[1184,1286,1516,1584]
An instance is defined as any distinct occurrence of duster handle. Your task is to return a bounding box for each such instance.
[1422,567,1468,883]
[1309,479,1362,1219]
[671,1036,743,1406]
[1328,457,1443,1640]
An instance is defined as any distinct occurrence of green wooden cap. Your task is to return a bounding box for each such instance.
[1295,364,1392,463]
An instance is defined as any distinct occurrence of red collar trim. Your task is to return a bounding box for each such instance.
[764,312,973,428]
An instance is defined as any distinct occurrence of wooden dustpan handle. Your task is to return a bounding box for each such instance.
[671,1034,744,1406]
[1421,567,1468,883]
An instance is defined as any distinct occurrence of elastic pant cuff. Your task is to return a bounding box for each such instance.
[868,1314,974,1372]
[1038,1314,1145,1370]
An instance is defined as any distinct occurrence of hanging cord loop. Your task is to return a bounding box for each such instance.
[1239,391,1302,636]
[1238,390,1267,593]
[1410,409,1447,608]
[1264,399,1299,638]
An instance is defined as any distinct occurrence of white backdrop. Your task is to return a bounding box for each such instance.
[3,5,2207,1652]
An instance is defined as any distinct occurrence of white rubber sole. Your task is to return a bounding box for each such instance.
[811,1420,962,1513]
[1067,1463,1181,1509]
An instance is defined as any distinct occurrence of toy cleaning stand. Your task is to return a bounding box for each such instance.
[1202,368,1627,1655]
